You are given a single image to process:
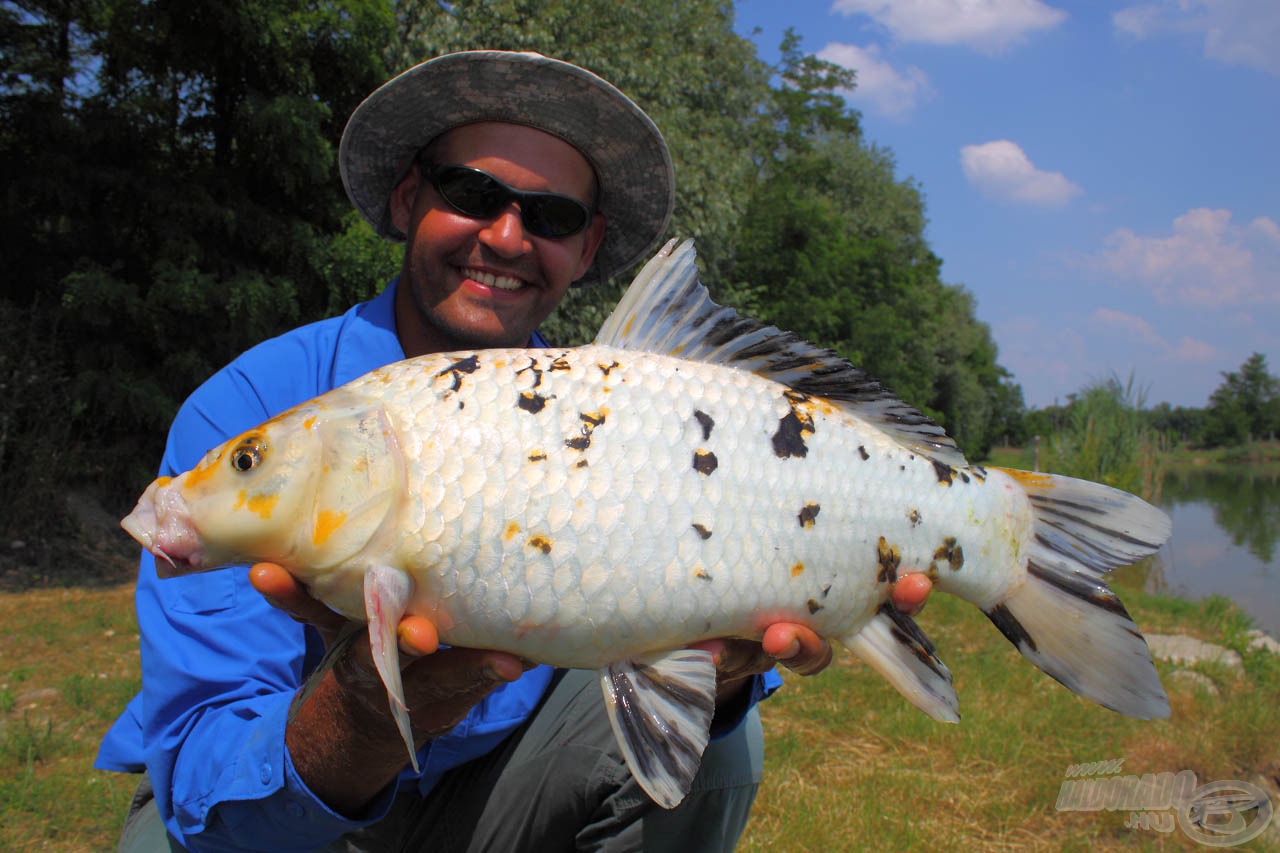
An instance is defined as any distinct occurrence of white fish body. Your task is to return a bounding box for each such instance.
[123,240,1171,808]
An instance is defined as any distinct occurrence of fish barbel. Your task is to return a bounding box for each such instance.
[122,239,1171,808]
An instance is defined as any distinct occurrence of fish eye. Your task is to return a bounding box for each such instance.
[230,438,265,473]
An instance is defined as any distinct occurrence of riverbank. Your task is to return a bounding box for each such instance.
[3,572,1277,850]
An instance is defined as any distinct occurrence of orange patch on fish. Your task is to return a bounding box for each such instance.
[313,509,347,546]
[156,476,173,487]
[790,562,805,577]
[303,416,317,431]
[993,467,1054,489]
[183,454,222,489]
[246,493,278,519]
[505,521,522,541]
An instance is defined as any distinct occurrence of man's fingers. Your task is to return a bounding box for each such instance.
[892,573,933,616]
[396,616,439,657]
[249,563,347,637]
[762,623,832,676]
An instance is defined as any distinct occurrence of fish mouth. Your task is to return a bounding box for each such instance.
[120,479,206,577]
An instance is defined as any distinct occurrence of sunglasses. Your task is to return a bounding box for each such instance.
[420,160,594,239]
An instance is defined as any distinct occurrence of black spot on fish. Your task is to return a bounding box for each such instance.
[932,537,964,572]
[693,410,714,441]
[527,535,553,554]
[798,503,821,529]
[694,568,713,582]
[598,360,620,377]
[575,459,588,468]
[566,410,606,451]
[806,599,822,614]
[821,584,832,599]
[960,472,970,484]
[971,466,987,481]
[771,390,817,459]
[528,451,547,462]
[908,509,922,527]
[549,357,572,372]
[931,459,955,486]
[691,523,712,540]
[692,450,718,475]
[518,392,548,414]
[986,603,1038,654]
[436,354,481,392]
[877,603,948,674]
[877,536,902,584]
[858,445,870,461]
[516,357,545,388]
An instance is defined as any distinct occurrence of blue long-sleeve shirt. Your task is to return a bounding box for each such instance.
[96,279,781,851]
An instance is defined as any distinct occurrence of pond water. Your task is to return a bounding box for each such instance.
[1148,465,1280,637]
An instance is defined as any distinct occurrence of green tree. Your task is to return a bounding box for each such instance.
[0,0,393,538]
[1204,353,1278,446]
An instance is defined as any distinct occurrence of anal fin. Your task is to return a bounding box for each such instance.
[598,649,717,809]
[844,604,959,723]
[364,564,418,772]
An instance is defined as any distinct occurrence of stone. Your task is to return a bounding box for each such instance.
[1170,669,1220,696]
[1245,629,1280,655]
[1145,634,1242,669]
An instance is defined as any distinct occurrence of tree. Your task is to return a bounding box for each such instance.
[1204,353,1278,446]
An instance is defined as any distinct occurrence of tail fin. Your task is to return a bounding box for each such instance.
[987,469,1171,719]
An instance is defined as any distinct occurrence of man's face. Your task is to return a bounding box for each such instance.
[389,122,606,356]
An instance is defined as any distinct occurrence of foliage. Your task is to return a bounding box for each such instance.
[1034,375,1167,499]
[1204,352,1279,447]
[2,0,1020,564]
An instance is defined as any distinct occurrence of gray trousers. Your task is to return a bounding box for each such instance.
[119,668,763,852]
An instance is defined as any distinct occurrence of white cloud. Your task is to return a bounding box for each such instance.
[1114,0,1280,75]
[960,140,1083,206]
[1089,308,1216,363]
[832,0,1067,53]
[1092,208,1280,305]
[817,43,934,117]
[1091,307,1165,347]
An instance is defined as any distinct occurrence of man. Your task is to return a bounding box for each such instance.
[97,51,931,851]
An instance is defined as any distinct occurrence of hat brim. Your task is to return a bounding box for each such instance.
[340,51,674,288]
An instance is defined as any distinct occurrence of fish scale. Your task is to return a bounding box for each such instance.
[309,342,1024,668]
[122,239,1172,810]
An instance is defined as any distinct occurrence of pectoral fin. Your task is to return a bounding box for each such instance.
[364,563,418,772]
[844,604,960,723]
[598,649,718,809]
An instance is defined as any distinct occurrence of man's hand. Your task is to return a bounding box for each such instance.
[249,564,526,815]
[692,572,934,707]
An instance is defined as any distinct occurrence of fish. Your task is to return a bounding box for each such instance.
[122,239,1172,809]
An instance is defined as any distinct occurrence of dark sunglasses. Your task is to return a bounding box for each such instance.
[420,160,594,239]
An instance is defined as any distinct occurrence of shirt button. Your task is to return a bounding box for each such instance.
[260,762,272,784]
[285,801,305,819]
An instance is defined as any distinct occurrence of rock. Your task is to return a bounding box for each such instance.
[1245,629,1280,655]
[13,687,60,708]
[1145,634,1243,669]
[1170,669,1219,695]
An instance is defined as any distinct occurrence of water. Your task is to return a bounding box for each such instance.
[1149,466,1280,637]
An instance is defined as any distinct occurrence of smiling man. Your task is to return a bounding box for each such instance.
[97,51,932,852]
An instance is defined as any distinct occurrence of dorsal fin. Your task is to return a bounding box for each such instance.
[596,239,969,468]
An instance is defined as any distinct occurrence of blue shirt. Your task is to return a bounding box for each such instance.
[96,279,782,851]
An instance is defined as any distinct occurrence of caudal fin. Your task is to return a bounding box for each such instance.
[986,469,1171,719]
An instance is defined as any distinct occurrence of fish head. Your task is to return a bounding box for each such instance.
[122,399,405,578]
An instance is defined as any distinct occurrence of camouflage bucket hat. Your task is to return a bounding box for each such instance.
[339,50,675,288]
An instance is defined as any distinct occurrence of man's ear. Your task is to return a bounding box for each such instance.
[388,164,422,237]
[573,213,608,281]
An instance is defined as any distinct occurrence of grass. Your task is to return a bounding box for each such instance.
[741,567,1280,850]
[0,585,141,851]
[3,572,1278,850]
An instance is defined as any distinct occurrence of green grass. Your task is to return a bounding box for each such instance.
[3,576,1277,850]
[0,585,141,851]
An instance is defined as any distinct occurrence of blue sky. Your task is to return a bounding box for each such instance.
[732,0,1279,409]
